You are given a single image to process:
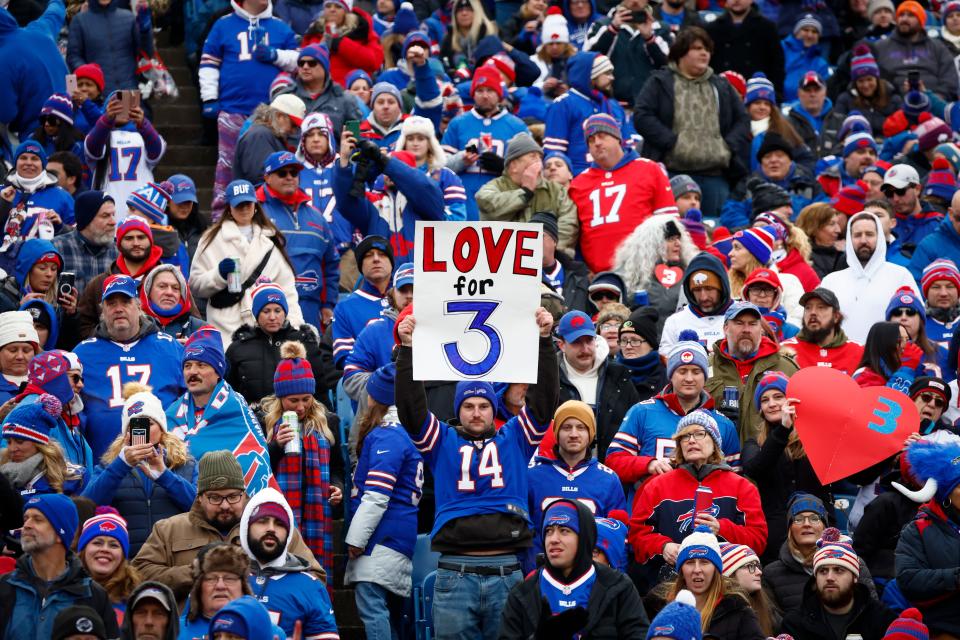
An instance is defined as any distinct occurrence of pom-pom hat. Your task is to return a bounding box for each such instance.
[2,393,61,445]
[273,340,315,397]
[813,527,860,577]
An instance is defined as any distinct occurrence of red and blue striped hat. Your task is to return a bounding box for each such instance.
[2,393,61,446]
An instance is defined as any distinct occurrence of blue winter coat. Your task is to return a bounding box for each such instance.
[889,207,945,266]
[909,217,960,280]
[781,35,831,103]
[67,0,154,93]
[82,453,197,556]
[0,0,67,142]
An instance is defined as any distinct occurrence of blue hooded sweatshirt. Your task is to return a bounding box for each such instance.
[561,0,601,49]
[208,596,276,640]
[14,238,61,294]
[20,299,59,350]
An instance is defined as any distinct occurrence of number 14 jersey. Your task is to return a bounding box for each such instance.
[568,155,678,274]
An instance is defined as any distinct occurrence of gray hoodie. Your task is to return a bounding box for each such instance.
[121,581,180,640]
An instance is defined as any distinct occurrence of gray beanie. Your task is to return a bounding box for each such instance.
[197,450,245,494]
[867,0,894,17]
[670,174,701,198]
[504,132,542,167]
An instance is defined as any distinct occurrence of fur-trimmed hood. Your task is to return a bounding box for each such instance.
[613,214,699,292]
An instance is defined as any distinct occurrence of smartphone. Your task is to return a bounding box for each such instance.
[65,74,78,95]
[345,119,361,140]
[116,90,130,120]
[58,272,75,299]
[130,417,150,445]
[908,70,920,90]
[127,89,141,112]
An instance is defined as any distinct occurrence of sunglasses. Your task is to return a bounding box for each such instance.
[298,58,319,68]
[882,185,911,197]
[918,392,946,409]
[41,116,61,126]
[890,308,918,318]
[273,168,300,178]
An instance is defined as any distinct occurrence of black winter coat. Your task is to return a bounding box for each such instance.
[764,540,878,615]
[225,322,339,408]
[853,482,920,580]
[780,581,896,640]
[498,563,650,639]
[896,503,960,636]
[741,423,834,564]
[809,244,847,279]
[559,355,639,461]
[704,594,766,640]
[558,251,590,315]
[633,68,751,185]
[706,7,785,97]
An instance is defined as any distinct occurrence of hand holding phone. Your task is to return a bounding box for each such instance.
[65,74,79,95]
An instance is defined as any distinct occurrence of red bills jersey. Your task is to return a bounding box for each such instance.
[568,157,678,273]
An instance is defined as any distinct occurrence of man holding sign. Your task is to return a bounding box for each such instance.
[395,306,558,640]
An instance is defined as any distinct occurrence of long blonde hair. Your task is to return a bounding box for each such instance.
[450,0,497,53]
[100,383,189,468]
[0,439,79,493]
[729,252,764,299]
[668,572,745,633]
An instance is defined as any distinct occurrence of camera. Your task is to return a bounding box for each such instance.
[349,139,385,198]
[58,272,75,298]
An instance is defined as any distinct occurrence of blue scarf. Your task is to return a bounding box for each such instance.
[616,351,662,386]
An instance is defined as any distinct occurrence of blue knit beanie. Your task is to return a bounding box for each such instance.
[183,326,226,378]
[2,393,61,446]
[744,72,776,106]
[251,281,289,319]
[453,380,497,417]
[885,286,926,322]
[595,515,628,572]
[675,524,723,573]
[78,507,130,558]
[753,370,790,410]
[367,362,396,406]
[23,493,78,551]
[674,410,722,452]
[667,330,709,379]
[14,140,47,167]
[646,589,702,640]
[787,492,828,522]
[28,351,74,405]
[542,500,580,538]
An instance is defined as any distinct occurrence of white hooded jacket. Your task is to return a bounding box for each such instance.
[821,212,920,343]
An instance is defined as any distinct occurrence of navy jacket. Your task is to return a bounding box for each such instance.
[67,0,154,92]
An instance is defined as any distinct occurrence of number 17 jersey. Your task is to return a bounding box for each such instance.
[568,155,678,274]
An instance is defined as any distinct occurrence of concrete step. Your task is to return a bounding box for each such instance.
[169,64,195,86]
[153,102,205,123]
[156,122,205,141]
[162,144,218,166]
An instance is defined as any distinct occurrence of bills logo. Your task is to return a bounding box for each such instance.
[547,514,572,526]
[295,270,320,292]
[98,521,118,532]
[676,503,720,533]
[127,400,145,416]
[680,351,694,363]
[233,430,277,494]
[185,346,205,358]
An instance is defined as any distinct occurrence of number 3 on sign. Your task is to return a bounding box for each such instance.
[442,300,503,378]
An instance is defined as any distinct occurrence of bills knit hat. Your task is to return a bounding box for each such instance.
[541,6,570,43]
[183,325,227,378]
[788,492,828,522]
[916,114,953,152]
[883,608,929,640]
[470,66,503,99]
[122,385,167,433]
[831,180,868,216]
[682,209,707,249]
[297,44,329,71]
[813,527,860,578]
[198,450,245,493]
[24,493,78,551]
[667,330,708,378]
[14,139,46,166]
[646,589,701,640]
[79,507,130,557]
[29,351,73,405]
[734,226,777,266]
[676,524,722,572]
[345,69,373,90]
[850,43,880,79]
[920,258,960,297]
[486,52,516,84]
[843,131,877,158]
[116,217,154,245]
[542,499,581,536]
[41,93,75,126]
[273,340,315,397]
[251,281,288,318]
[674,410,722,452]
[745,72,776,106]
[838,111,872,141]
[670,174,701,198]
[127,181,172,224]
[753,370,790,410]
[552,399,596,442]
[923,156,958,201]
[886,286,926,321]
[356,234,395,270]
[453,380,497,416]
[2,393,60,446]
[366,362,396,406]
[583,113,622,141]
[595,512,628,572]
[720,542,759,577]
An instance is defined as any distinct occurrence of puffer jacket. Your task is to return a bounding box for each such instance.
[66,0,152,92]
[780,580,896,640]
[80,452,198,556]
[225,321,338,407]
[704,594,766,640]
[0,554,119,640]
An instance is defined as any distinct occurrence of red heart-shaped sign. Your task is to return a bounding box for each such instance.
[655,264,683,288]
[786,367,920,484]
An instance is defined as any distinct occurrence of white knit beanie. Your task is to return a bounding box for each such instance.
[122,390,168,433]
[541,8,570,44]
[0,310,39,349]
[395,115,447,170]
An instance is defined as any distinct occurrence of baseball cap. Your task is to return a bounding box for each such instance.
[799,287,840,309]
[225,180,258,208]
[393,262,414,289]
[130,586,172,612]
[799,71,825,90]
[263,151,301,176]
[270,93,305,127]
[883,164,921,190]
[557,310,596,343]
[167,174,198,205]
[101,274,138,301]
[724,301,762,321]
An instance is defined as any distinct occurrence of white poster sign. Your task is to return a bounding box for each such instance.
[412,221,543,382]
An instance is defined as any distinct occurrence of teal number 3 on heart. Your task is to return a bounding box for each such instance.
[868,398,901,435]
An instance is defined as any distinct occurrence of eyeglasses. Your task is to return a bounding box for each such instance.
[740,561,762,574]
[791,513,824,525]
[202,573,242,585]
[273,168,300,179]
[678,430,708,442]
[598,322,623,332]
[204,492,244,505]
[747,286,777,297]
[882,185,911,198]
[918,392,946,409]
[298,58,319,67]
[890,308,918,318]
[619,337,647,348]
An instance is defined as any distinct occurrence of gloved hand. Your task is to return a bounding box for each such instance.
[218,258,237,279]
[900,341,924,371]
[136,4,152,31]
[478,151,504,175]
[254,42,278,63]
[359,139,387,171]
[534,598,587,640]
[202,100,220,119]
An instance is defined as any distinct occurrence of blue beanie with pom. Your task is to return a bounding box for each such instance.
[667,330,709,379]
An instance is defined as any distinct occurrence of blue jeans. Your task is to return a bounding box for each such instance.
[433,555,522,640]
[685,173,731,219]
[354,581,403,640]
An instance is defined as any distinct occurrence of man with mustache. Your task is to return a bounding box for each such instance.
[782,288,864,374]
[239,488,339,639]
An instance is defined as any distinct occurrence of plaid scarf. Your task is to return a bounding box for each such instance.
[275,427,333,583]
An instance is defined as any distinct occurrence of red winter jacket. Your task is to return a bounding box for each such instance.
[628,463,767,563]
[776,248,820,292]
[301,7,383,88]
[781,335,864,375]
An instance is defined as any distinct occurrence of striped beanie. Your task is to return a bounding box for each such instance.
[916,114,953,152]
[116,217,153,245]
[920,258,960,296]
[831,179,868,216]
[745,72,776,106]
[843,131,877,157]
[676,524,722,572]
[590,54,614,80]
[733,225,777,266]
[583,113,622,141]
[127,182,172,225]
[946,0,960,16]
[273,340,315,397]
[78,507,130,558]
[251,281,288,318]
[41,93,75,126]
[667,330,709,378]
[813,527,860,577]
[838,111,872,141]
[269,72,296,101]
[298,44,330,72]
[1,393,61,446]
[719,542,759,577]
[883,608,929,640]
[923,156,958,201]
[886,286,926,321]
[850,43,880,80]
[674,409,722,452]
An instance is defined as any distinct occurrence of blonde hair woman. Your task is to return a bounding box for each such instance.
[0,393,82,495]
[395,116,468,220]
[727,226,804,324]
[441,0,497,64]
[81,383,197,555]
